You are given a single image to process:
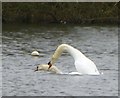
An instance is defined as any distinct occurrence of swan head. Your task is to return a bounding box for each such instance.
[35,64,49,71]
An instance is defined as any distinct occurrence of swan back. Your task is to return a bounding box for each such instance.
[75,58,100,75]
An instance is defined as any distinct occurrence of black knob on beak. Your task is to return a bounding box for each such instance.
[48,61,52,69]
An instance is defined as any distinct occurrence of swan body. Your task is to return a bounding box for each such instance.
[31,51,40,56]
[48,44,100,75]
[35,64,82,75]
[35,64,62,74]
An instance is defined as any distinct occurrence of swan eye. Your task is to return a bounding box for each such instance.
[37,66,42,70]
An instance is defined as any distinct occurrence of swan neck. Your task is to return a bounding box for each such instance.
[65,45,83,60]
[50,44,83,64]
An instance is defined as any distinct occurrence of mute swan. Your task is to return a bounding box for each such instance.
[34,64,82,75]
[35,64,62,74]
[31,51,40,56]
[47,44,100,75]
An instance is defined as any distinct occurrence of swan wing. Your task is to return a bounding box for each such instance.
[75,58,99,75]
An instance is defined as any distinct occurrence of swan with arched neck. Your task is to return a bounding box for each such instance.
[47,44,100,75]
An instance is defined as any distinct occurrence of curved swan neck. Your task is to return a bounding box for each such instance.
[50,44,84,64]
[50,44,66,64]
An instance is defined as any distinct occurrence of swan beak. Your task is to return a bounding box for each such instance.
[48,61,52,69]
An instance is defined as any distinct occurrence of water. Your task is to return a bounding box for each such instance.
[2,24,118,96]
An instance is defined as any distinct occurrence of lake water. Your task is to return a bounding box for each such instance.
[2,24,118,96]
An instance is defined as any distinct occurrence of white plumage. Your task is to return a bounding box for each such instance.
[35,44,100,75]
[31,51,40,56]
[49,44,100,75]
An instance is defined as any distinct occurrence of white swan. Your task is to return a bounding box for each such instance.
[34,64,82,75]
[47,44,100,75]
[35,64,62,74]
[31,51,40,56]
